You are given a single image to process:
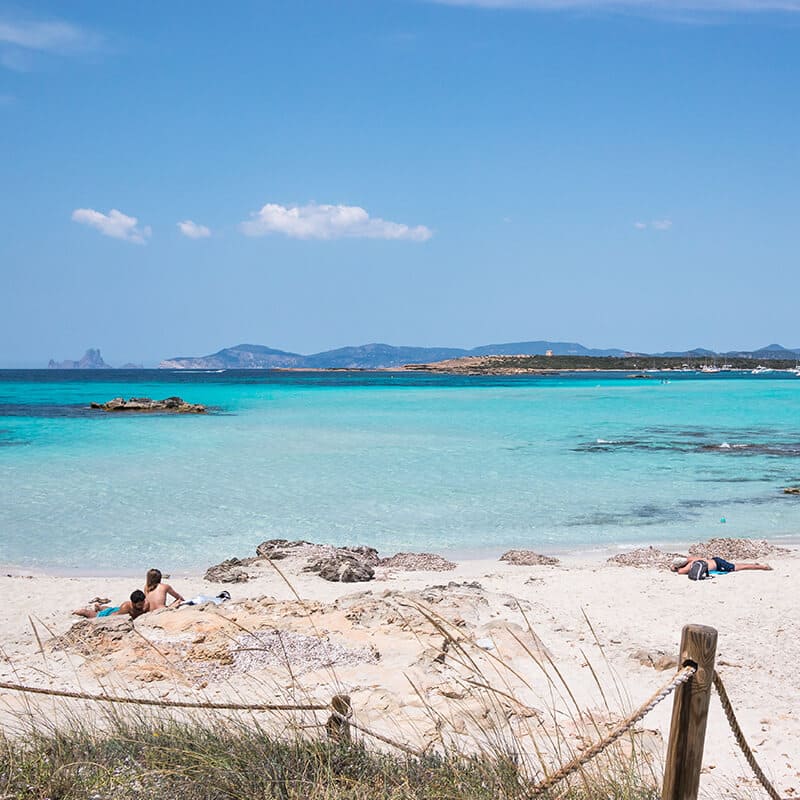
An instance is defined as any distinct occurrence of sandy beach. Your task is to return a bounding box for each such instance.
[1,543,797,798]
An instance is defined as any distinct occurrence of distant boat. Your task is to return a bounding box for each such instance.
[700,365,721,373]
[751,365,774,375]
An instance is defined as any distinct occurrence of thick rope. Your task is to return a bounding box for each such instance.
[330,710,424,758]
[713,671,786,800]
[0,680,327,712]
[526,665,697,798]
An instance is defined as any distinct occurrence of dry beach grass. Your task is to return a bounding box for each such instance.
[1,539,797,798]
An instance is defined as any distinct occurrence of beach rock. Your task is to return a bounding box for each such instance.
[688,538,790,560]
[90,396,206,413]
[51,617,134,656]
[607,546,686,569]
[378,552,457,571]
[499,550,560,567]
[631,648,679,672]
[304,552,374,583]
[204,558,250,583]
[255,539,380,567]
[255,539,314,559]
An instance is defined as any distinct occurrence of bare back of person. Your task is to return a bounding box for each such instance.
[143,569,184,610]
[144,581,183,610]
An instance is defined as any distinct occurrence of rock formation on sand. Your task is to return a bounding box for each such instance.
[49,579,555,746]
[687,537,788,560]
[203,558,252,583]
[204,541,381,584]
[90,396,206,413]
[206,541,463,584]
[499,550,560,566]
[378,553,457,571]
[607,546,686,569]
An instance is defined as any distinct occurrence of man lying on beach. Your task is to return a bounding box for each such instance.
[671,556,772,576]
[143,568,184,611]
[72,590,147,619]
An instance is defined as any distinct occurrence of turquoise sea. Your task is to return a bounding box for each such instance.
[1,370,799,572]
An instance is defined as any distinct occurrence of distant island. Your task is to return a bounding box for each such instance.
[48,348,112,370]
[402,354,800,374]
[158,341,800,370]
[46,342,800,371]
[47,349,143,369]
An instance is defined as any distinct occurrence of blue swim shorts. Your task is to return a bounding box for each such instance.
[97,606,120,617]
[713,556,735,572]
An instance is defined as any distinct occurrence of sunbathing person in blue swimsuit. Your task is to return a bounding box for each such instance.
[671,556,772,576]
[73,590,147,619]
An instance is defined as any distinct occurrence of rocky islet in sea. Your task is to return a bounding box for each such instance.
[90,396,206,413]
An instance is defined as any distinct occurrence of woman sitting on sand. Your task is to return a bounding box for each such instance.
[143,568,184,610]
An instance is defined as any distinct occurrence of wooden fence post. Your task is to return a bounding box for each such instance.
[326,694,352,743]
[661,624,718,800]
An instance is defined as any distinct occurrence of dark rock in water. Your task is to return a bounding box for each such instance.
[784,487,800,495]
[378,552,456,571]
[304,553,375,583]
[500,550,560,566]
[204,558,250,583]
[90,396,206,413]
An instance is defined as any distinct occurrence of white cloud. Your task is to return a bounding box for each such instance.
[0,18,99,52]
[177,220,211,239]
[0,16,102,72]
[240,202,433,242]
[635,219,673,231]
[72,208,151,244]
[429,0,800,10]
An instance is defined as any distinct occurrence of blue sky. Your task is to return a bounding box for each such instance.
[1,1,798,366]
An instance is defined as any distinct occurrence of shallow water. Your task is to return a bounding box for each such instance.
[1,369,799,571]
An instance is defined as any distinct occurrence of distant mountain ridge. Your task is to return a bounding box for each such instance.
[46,342,800,370]
[158,341,800,370]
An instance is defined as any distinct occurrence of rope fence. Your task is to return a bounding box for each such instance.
[0,680,327,712]
[0,624,790,800]
[713,670,785,800]
[527,664,696,797]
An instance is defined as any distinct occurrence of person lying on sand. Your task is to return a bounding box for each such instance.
[72,590,147,619]
[143,568,184,610]
[671,556,772,575]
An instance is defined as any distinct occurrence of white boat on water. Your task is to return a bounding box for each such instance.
[700,365,721,373]
[751,365,774,375]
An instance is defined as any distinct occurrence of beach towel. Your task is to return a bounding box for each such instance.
[180,591,231,607]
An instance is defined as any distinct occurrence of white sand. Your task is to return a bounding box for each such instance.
[1,551,797,798]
